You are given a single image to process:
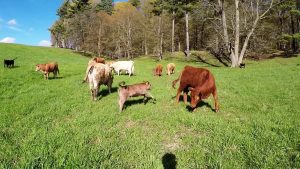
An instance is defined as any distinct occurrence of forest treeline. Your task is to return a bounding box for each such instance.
[50,0,300,67]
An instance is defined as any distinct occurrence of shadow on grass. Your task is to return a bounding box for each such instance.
[162,153,177,169]
[98,87,118,98]
[47,76,63,80]
[3,65,20,69]
[186,101,215,112]
[122,97,156,111]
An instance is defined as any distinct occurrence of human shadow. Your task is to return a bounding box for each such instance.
[4,65,20,69]
[162,153,177,169]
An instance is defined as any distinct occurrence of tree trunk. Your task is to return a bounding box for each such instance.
[97,26,102,56]
[291,13,297,52]
[231,0,240,67]
[171,10,175,52]
[185,11,190,57]
[158,16,163,60]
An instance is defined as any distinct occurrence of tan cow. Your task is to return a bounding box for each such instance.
[87,63,113,101]
[166,63,175,75]
[35,62,59,80]
[118,81,155,112]
[83,57,106,83]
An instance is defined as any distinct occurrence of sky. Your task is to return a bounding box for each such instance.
[0,0,127,47]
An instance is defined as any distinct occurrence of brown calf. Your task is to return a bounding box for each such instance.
[153,64,163,76]
[35,62,59,80]
[118,81,155,112]
[166,63,175,75]
[172,66,219,112]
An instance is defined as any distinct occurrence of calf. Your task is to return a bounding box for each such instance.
[4,58,16,68]
[87,63,113,101]
[110,61,134,76]
[166,63,175,75]
[35,62,59,80]
[172,66,219,112]
[153,64,163,76]
[118,81,155,112]
[83,57,106,83]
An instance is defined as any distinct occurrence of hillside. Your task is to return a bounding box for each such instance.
[0,44,299,168]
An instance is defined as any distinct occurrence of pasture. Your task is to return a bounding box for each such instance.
[0,43,299,168]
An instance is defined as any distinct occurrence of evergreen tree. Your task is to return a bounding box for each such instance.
[95,0,113,15]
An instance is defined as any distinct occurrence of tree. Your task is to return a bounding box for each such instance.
[217,0,275,67]
[182,0,198,57]
[129,0,141,8]
[151,0,165,60]
[95,0,113,15]
[164,0,183,52]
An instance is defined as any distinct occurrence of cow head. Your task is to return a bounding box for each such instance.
[143,81,151,90]
[188,87,201,108]
[35,64,41,71]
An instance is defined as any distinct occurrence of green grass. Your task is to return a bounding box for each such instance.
[0,43,299,168]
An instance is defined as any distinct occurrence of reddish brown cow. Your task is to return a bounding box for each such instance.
[118,81,155,112]
[35,62,59,80]
[153,64,163,76]
[172,66,219,112]
[94,57,105,64]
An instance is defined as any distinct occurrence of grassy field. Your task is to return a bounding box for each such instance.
[0,43,299,168]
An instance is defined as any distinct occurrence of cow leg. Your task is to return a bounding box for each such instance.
[175,89,182,104]
[119,96,126,112]
[145,92,155,103]
[183,92,188,105]
[213,89,219,112]
[108,83,112,94]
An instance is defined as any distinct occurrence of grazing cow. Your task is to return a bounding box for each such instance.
[166,63,175,75]
[118,81,155,112]
[3,58,16,68]
[110,61,134,76]
[35,62,59,80]
[83,57,106,83]
[153,64,163,76]
[172,66,219,112]
[87,63,113,101]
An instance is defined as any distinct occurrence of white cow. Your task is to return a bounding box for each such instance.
[110,61,134,76]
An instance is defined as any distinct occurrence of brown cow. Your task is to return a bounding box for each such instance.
[118,81,155,112]
[166,63,175,75]
[83,57,106,83]
[153,64,163,76]
[172,66,219,112]
[35,62,59,80]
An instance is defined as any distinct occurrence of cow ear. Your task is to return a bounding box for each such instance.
[188,87,195,91]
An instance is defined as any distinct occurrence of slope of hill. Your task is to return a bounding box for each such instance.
[0,44,299,168]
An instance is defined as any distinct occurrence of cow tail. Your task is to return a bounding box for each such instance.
[172,71,182,89]
[88,65,94,75]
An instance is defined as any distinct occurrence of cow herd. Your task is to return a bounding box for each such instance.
[33,57,219,112]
